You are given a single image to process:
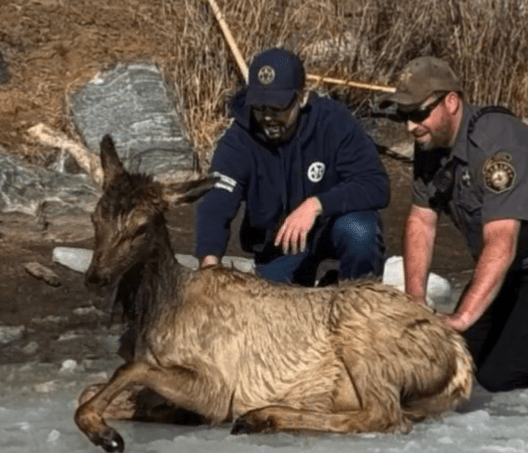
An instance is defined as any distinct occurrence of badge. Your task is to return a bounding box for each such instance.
[482,152,516,193]
[307,162,325,183]
[462,170,471,187]
[258,65,275,85]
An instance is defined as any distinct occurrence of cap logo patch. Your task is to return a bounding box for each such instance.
[307,162,325,183]
[483,152,516,193]
[398,69,414,88]
[258,65,275,85]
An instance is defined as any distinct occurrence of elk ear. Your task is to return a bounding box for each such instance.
[161,174,220,205]
[100,135,125,190]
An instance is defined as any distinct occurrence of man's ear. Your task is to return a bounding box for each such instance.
[445,92,461,115]
[299,90,309,108]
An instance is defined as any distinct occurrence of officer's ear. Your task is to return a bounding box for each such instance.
[445,92,461,116]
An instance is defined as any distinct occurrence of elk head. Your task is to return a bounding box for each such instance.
[84,134,218,290]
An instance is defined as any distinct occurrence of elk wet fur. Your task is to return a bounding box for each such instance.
[75,134,474,452]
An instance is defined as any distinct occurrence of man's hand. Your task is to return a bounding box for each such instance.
[440,313,470,332]
[443,218,520,333]
[275,197,323,255]
[200,255,220,268]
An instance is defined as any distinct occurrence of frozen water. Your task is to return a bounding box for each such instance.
[1,374,528,453]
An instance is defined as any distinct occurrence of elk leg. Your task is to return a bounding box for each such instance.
[231,349,412,435]
[75,363,149,452]
[78,383,168,421]
[76,360,232,451]
[232,404,410,435]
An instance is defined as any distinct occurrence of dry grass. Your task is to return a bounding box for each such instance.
[1,0,527,169]
[160,0,528,166]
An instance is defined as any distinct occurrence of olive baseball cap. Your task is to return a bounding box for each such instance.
[380,56,462,108]
[245,48,305,109]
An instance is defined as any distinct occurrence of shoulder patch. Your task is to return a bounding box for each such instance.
[482,152,516,193]
[211,171,237,193]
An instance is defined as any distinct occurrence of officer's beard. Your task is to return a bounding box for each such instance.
[415,117,454,151]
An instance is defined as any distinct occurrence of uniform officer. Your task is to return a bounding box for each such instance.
[195,47,389,286]
[381,56,528,392]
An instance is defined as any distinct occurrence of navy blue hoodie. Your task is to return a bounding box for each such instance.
[195,92,389,260]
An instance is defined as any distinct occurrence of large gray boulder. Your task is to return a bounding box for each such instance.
[70,62,195,181]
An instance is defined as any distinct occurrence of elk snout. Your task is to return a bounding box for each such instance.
[85,268,111,289]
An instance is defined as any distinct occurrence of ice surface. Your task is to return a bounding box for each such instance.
[1,380,527,453]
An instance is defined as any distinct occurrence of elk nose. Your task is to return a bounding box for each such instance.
[84,271,110,288]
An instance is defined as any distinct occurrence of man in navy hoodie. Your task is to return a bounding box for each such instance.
[195,48,389,286]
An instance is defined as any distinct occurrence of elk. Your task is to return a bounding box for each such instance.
[75,135,474,452]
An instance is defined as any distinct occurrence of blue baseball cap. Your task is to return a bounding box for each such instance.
[245,48,305,109]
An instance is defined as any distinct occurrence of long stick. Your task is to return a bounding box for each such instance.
[205,0,395,93]
[206,0,249,83]
[306,74,395,93]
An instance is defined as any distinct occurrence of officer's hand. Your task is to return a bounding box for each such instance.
[439,313,469,332]
[275,197,323,255]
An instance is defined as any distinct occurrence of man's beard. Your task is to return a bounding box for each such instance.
[415,118,453,151]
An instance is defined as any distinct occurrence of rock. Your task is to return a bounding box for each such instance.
[52,247,94,273]
[382,255,452,306]
[46,430,61,444]
[0,151,99,217]
[0,325,24,345]
[51,246,257,274]
[174,253,255,273]
[73,307,105,317]
[22,341,39,355]
[34,380,58,393]
[59,359,78,375]
[71,62,195,181]
[31,315,68,325]
[361,116,414,162]
[24,261,61,287]
[388,139,414,161]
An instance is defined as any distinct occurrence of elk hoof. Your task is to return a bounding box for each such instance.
[89,427,125,453]
[231,413,275,434]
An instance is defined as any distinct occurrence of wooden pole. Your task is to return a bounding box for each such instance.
[206,0,249,83]
[205,0,395,93]
[306,74,395,93]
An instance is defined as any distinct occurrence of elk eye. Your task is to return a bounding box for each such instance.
[134,224,148,238]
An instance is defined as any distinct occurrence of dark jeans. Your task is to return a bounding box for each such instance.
[463,270,528,392]
[255,210,385,286]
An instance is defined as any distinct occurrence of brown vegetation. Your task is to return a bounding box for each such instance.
[1,0,527,169]
[74,135,473,452]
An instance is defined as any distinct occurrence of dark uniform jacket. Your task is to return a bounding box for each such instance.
[195,92,389,261]
[413,104,528,267]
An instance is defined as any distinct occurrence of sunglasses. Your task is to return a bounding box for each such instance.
[252,93,299,114]
[397,93,448,123]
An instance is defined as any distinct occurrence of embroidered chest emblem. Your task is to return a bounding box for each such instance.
[258,65,275,85]
[483,152,516,193]
[307,162,325,183]
[461,170,471,187]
